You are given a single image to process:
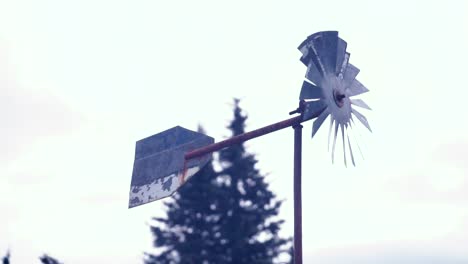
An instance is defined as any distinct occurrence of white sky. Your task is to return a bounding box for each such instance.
[1,0,468,263]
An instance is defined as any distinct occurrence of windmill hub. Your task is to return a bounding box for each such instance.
[333,89,346,108]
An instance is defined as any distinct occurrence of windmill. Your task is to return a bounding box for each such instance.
[298,31,371,166]
[129,31,371,264]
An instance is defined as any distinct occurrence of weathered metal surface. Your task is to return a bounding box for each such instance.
[298,31,339,76]
[347,79,369,97]
[350,98,371,110]
[343,64,360,88]
[352,108,372,132]
[304,58,323,86]
[311,107,329,137]
[335,38,348,75]
[299,81,323,100]
[129,126,214,208]
[302,100,327,122]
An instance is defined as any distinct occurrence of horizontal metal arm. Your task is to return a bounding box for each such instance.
[185,115,303,160]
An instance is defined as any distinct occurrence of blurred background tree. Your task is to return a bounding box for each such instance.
[2,250,10,264]
[39,254,62,264]
[1,251,62,264]
[146,99,291,264]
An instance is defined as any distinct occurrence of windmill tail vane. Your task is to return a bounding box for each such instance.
[298,31,372,166]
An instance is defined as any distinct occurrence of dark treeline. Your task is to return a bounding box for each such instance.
[2,251,61,264]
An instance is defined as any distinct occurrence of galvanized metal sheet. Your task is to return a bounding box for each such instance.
[129,126,214,208]
[331,121,339,163]
[346,126,356,166]
[346,79,369,97]
[340,123,347,167]
[308,31,339,75]
[302,100,327,122]
[305,60,323,86]
[350,98,371,110]
[335,38,348,75]
[338,52,350,78]
[311,107,329,138]
[352,108,372,132]
[343,64,360,88]
[300,80,323,100]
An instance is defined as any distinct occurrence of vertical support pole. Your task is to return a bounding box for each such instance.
[293,123,303,264]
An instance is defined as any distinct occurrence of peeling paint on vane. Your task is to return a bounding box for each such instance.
[162,177,173,191]
[128,166,200,207]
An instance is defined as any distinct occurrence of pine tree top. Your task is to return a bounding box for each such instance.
[147,99,291,264]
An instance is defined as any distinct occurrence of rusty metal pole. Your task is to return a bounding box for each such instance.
[293,123,303,264]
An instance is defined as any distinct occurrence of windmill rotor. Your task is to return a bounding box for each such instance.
[298,31,372,166]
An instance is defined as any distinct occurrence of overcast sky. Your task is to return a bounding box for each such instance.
[1,0,468,263]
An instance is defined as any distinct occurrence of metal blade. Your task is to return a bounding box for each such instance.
[351,99,371,110]
[347,79,369,97]
[328,117,334,152]
[305,60,323,86]
[346,127,356,166]
[300,80,323,100]
[352,108,372,132]
[309,31,339,75]
[335,38,348,75]
[341,123,347,167]
[343,64,360,88]
[312,108,330,138]
[302,100,327,121]
[349,120,365,159]
[331,121,339,163]
[298,39,311,66]
[338,52,350,78]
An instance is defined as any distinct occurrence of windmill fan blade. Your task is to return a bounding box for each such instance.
[328,117,334,152]
[350,99,371,110]
[346,128,356,166]
[305,61,323,86]
[347,79,369,97]
[331,121,339,163]
[308,31,339,74]
[349,120,365,159]
[335,38,348,75]
[340,123,347,167]
[300,81,323,100]
[312,108,330,137]
[299,31,339,76]
[303,100,327,121]
[338,52,350,77]
[311,31,338,74]
[343,64,360,88]
[352,108,372,132]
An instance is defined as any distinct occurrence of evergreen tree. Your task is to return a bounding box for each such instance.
[146,99,290,263]
[2,250,10,264]
[39,254,62,264]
